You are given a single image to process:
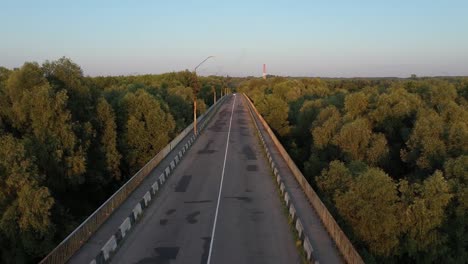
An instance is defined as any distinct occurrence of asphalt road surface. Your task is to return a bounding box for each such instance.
[110,94,301,264]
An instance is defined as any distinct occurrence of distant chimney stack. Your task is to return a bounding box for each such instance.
[263,64,267,79]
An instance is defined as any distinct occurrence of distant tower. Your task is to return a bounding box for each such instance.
[263,64,267,79]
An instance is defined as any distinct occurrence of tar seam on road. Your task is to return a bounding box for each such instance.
[207,95,237,264]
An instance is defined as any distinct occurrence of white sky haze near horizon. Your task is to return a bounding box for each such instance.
[1,0,467,77]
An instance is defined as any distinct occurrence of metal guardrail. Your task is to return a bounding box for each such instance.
[243,94,364,264]
[40,96,227,264]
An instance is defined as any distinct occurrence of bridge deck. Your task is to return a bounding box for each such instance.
[69,95,302,263]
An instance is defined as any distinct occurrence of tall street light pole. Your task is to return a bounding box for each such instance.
[192,56,214,136]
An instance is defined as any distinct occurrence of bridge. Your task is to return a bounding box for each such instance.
[41,94,364,264]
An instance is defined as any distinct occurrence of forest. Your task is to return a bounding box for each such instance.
[0,58,232,263]
[239,76,467,263]
[0,57,466,263]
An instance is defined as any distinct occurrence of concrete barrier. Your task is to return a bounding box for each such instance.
[151,181,159,195]
[296,219,304,240]
[289,204,297,221]
[102,236,117,261]
[119,218,131,238]
[284,192,290,207]
[303,237,314,261]
[243,93,364,264]
[159,173,166,185]
[132,203,142,221]
[142,191,151,207]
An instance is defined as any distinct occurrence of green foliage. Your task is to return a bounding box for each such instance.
[335,167,401,256]
[344,91,368,119]
[312,106,341,149]
[401,108,446,170]
[316,160,352,198]
[399,171,452,255]
[256,94,290,136]
[123,90,175,172]
[0,58,222,262]
[242,76,467,263]
[96,98,121,180]
[0,135,54,262]
[333,118,372,161]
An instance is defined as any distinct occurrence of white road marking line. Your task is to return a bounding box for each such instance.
[207,94,237,264]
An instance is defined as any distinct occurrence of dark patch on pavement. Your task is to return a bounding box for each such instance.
[184,200,212,204]
[250,210,265,222]
[245,188,252,192]
[240,126,250,137]
[224,196,253,203]
[136,247,179,264]
[160,219,168,226]
[166,209,176,215]
[175,175,192,192]
[237,118,247,125]
[242,145,257,160]
[197,140,216,154]
[247,165,258,171]
[209,118,227,132]
[186,211,200,224]
[200,237,211,264]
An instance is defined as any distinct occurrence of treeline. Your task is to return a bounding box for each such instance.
[239,77,467,263]
[0,58,230,263]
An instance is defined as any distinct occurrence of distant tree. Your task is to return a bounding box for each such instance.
[256,94,290,136]
[0,135,54,263]
[3,63,87,190]
[164,91,193,131]
[401,108,446,170]
[312,106,342,149]
[333,118,372,161]
[366,133,389,165]
[370,85,422,125]
[426,80,458,112]
[42,57,92,122]
[123,89,175,171]
[196,98,207,116]
[96,98,121,180]
[399,171,452,256]
[316,160,352,198]
[271,80,304,102]
[442,156,468,262]
[301,78,330,97]
[335,167,401,256]
[444,156,468,212]
[344,92,368,120]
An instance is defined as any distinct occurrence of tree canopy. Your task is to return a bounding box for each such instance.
[0,58,224,263]
[239,76,468,263]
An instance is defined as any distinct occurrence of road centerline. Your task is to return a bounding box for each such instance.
[207,94,237,264]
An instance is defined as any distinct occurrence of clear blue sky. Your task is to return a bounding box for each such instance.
[1,0,467,77]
